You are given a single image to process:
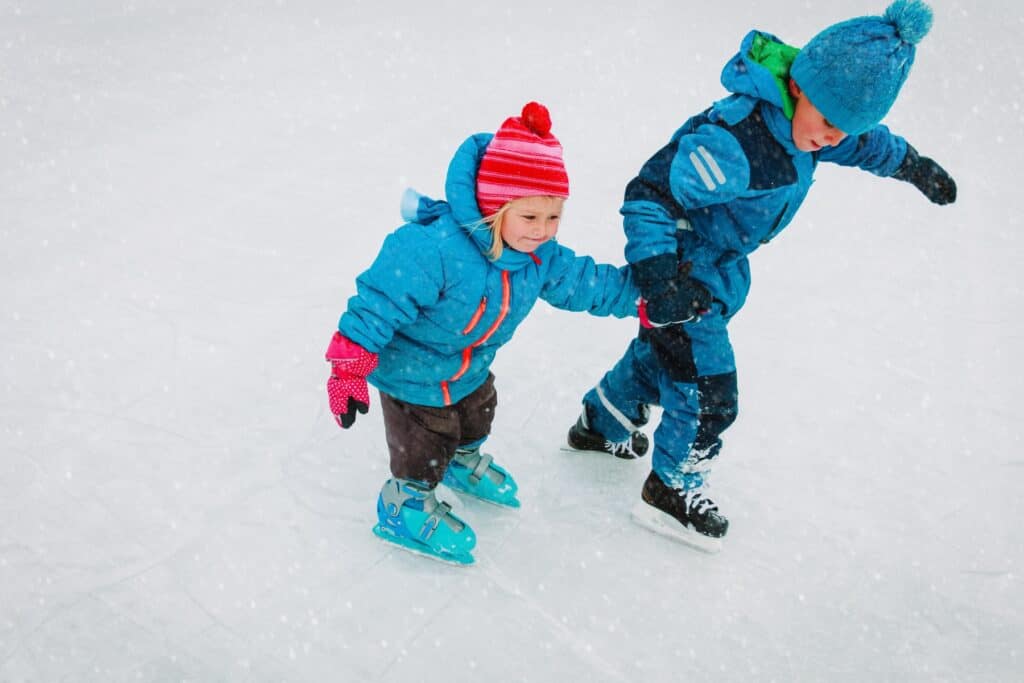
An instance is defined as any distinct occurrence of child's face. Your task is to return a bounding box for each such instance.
[788,79,848,152]
[500,196,564,253]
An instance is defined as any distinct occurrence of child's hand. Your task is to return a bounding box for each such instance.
[633,254,711,326]
[325,332,378,429]
[639,278,712,327]
[892,145,957,205]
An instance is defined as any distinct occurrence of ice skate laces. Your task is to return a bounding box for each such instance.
[667,450,719,515]
[681,487,718,516]
[604,439,636,457]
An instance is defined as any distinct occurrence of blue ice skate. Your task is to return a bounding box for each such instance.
[442,447,520,508]
[373,478,477,565]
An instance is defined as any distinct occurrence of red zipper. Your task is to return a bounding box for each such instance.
[462,297,487,335]
[440,270,511,405]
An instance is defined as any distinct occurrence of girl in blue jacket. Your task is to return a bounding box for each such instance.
[566,1,957,552]
[325,102,640,565]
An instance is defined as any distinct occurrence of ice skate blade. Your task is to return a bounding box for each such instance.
[630,501,723,554]
[560,442,644,461]
[372,524,475,566]
[559,444,632,459]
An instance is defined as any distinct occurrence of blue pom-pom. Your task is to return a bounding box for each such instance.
[884,0,933,45]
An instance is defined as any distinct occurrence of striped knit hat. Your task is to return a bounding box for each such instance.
[475,102,570,217]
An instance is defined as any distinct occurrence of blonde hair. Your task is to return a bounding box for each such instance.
[464,203,512,262]
[481,203,511,261]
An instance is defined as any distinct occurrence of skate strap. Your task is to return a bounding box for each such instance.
[453,448,502,486]
[384,479,466,536]
[421,493,465,534]
[470,452,493,485]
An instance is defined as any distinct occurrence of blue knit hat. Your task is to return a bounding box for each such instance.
[790,0,933,135]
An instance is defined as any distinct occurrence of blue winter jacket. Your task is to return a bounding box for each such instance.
[339,133,639,407]
[622,30,909,316]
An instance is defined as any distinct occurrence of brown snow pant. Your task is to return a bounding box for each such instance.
[379,373,497,488]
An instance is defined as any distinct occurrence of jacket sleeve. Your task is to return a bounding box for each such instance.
[338,225,444,353]
[818,124,908,177]
[621,200,678,264]
[622,124,750,264]
[668,124,751,208]
[539,243,639,318]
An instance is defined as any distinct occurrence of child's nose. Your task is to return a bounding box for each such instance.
[824,129,845,146]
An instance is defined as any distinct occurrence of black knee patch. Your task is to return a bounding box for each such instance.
[640,325,697,381]
[693,372,739,454]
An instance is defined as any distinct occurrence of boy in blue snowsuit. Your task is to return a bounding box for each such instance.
[325,103,643,565]
[567,1,957,551]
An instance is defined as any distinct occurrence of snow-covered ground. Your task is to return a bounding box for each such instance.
[2,1,1021,681]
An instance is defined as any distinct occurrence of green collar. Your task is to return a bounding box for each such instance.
[749,33,800,119]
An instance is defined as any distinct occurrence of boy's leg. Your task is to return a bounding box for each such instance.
[579,336,659,443]
[652,371,738,489]
[634,309,738,546]
[648,308,738,485]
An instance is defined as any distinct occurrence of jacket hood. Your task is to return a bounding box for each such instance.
[400,132,538,271]
[720,30,800,119]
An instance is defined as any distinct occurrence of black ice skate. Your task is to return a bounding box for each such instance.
[631,471,728,553]
[565,410,649,460]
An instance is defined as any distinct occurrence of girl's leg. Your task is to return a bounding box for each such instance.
[376,391,478,562]
[454,373,497,450]
[445,374,519,507]
[379,392,459,488]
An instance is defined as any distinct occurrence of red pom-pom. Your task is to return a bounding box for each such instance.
[521,101,552,137]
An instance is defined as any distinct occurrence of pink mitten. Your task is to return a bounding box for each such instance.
[325,332,379,429]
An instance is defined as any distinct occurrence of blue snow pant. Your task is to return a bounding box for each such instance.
[583,307,738,490]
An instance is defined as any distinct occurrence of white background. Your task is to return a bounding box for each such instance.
[2,1,1021,681]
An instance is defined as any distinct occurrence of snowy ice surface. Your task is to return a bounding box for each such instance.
[2,1,1021,681]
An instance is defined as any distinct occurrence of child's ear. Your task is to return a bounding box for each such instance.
[788,78,802,99]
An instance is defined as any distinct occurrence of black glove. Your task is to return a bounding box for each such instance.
[633,253,711,326]
[891,144,957,205]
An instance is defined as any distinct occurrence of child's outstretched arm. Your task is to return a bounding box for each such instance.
[538,243,639,318]
[819,126,956,205]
